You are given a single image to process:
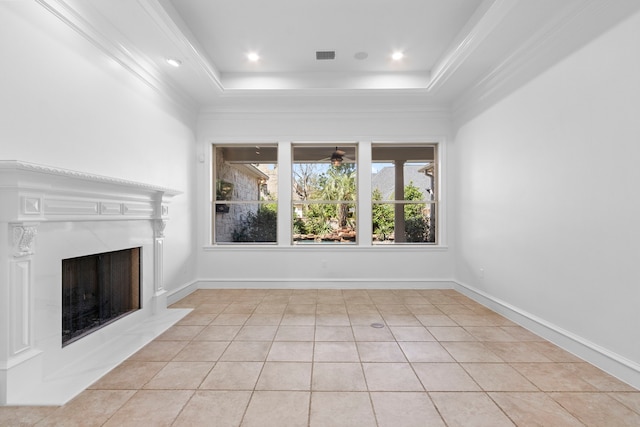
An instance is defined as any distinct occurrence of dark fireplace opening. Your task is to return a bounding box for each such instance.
[62,247,141,347]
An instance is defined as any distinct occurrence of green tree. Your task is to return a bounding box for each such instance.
[372,188,393,239]
[403,181,427,242]
[304,203,334,235]
[403,181,425,218]
[232,204,277,242]
[318,164,356,227]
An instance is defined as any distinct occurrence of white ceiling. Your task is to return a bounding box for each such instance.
[171,0,482,74]
[35,0,640,112]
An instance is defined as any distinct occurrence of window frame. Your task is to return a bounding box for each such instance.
[206,140,444,248]
[211,144,278,245]
[371,143,438,245]
[291,143,359,245]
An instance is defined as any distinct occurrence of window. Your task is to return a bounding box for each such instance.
[210,142,439,246]
[371,144,437,244]
[292,144,357,244]
[212,145,277,243]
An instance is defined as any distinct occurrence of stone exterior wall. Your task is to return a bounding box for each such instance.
[215,156,262,242]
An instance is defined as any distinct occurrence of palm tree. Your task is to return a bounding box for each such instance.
[319,164,356,227]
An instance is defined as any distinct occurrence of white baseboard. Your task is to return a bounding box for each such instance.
[166,280,199,305]
[165,278,455,306]
[193,278,456,290]
[454,280,640,390]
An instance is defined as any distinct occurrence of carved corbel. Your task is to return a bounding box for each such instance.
[12,223,39,257]
[154,219,167,239]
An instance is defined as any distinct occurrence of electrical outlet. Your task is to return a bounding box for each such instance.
[479,268,485,279]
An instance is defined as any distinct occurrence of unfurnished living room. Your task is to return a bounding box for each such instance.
[1,0,640,426]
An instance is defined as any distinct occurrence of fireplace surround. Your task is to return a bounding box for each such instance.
[0,161,188,405]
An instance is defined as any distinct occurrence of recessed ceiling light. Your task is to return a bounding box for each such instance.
[166,58,182,67]
[354,51,368,60]
[247,52,260,62]
[392,51,404,61]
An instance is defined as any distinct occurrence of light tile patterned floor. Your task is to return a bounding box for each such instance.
[2,289,640,426]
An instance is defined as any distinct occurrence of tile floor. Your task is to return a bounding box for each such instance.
[2,288,639,426]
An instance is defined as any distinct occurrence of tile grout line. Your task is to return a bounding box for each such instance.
[393,299,452,427]
[6,289,640,426]
[225,293,266,427]
[364,289,383,427]
[171,299,232,426]
[308,299,318,427]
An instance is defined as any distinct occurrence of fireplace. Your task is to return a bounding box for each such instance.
[0,161,187,405]
[62,247,141,346]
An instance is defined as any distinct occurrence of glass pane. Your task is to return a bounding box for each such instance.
[372,202,436,244]
[371,170,434,203]
[371,144,437,244]
[214,202,277,243]
[294,203,357,244]
[292,144,357,244]
[213,145,277,244]
[215,146,277,201]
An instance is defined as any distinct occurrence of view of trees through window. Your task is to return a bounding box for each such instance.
[212,143,437,245]
[371,144,436,244]
[292,145,357,244]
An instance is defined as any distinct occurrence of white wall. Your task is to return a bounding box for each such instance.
[453,10,640,382]
[0,2,198,293]
[195,107,455,287]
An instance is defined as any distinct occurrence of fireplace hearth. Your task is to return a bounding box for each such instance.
[62,247,141,346]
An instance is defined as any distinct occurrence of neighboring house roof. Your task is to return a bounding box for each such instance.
[231,163,269,180]
[372,165,431,200]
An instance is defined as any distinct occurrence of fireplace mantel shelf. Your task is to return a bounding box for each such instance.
[0,160,182,223]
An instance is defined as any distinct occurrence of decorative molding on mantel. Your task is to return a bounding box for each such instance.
[11,224,39,258]
[154,219,168,239]
[0,161,181,223]
[0,161,180,193]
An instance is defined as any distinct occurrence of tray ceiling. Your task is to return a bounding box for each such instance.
[22,0,640,111]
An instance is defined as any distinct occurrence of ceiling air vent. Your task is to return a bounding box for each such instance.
[316,50,336,60]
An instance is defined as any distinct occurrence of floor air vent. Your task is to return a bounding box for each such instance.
[316,50,336,60]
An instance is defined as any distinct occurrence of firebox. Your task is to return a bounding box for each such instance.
[62,247,141,346]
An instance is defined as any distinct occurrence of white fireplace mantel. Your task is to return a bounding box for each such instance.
[0,161,189,405]
[0,160,181,224]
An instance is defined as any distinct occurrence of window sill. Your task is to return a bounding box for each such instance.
[203,244,449,252]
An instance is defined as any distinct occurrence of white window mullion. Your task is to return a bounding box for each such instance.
[277,141,292,245]
[358,141,372,246]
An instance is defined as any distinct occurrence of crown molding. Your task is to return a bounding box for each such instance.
[138,0,224,93]
[426,0,517,93]
[198,104,451,118]
[35,0,198,114]
[29,0,522,100]
[452,0,640,126]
